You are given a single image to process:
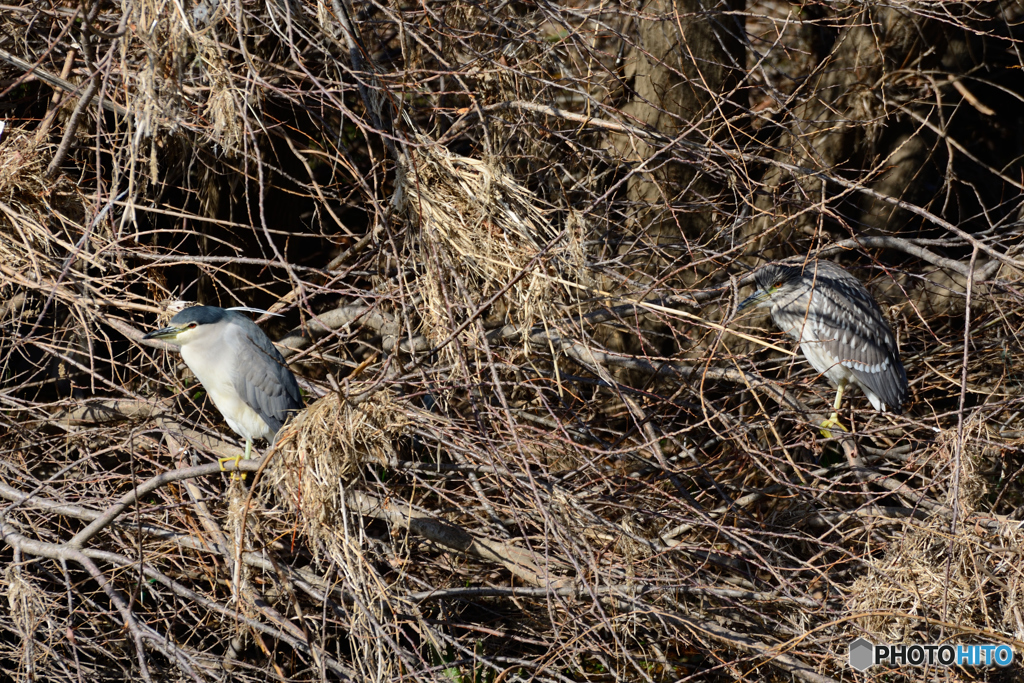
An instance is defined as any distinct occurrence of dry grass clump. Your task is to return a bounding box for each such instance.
[1000,557,1024,642]
[395,135,575,355]
[3,565,50,675]
[0,129,87,328]
[848,521,981,642]
[846,420,1013,649]
[0,130,68,267]
[269,388,407,548]
[0,127,46,202]
[935,419,988,514]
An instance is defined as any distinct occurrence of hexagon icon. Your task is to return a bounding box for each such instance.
[849,638,874,672]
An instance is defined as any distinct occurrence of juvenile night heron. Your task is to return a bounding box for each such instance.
[738,260,907,435]
[143,306,303,469]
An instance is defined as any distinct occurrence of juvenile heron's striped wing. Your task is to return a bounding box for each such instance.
[805,262,907,413]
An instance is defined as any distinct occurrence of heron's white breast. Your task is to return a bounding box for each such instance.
[180,343,273,442]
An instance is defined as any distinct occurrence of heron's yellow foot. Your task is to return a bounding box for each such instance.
[819,412,848,439]
[218,455,247,480]
[219,455,241,470]
[220,440,252,480]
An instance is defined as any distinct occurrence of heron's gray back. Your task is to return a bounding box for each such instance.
[768,261,907,412]
[224,314,303,435]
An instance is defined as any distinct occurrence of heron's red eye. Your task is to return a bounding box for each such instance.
[188,322,197,329]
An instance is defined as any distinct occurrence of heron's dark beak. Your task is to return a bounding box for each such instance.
[737,289,770,312]
[143,325,185,341]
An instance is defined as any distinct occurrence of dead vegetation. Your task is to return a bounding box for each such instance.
[1,0,1024,681]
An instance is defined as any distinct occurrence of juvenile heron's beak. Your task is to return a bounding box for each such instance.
[143,325,186,341]
[737,288,770,312]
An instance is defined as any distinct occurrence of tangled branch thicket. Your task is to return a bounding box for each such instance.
[2,0,1024,680]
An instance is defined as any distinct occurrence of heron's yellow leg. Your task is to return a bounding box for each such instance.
[820,380,849,438]
[219,439,251,479]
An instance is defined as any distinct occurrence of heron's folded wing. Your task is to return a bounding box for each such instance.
[817,276,907,413]
[229,324,304,434]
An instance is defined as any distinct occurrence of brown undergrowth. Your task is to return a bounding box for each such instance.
[1,1,1024,681]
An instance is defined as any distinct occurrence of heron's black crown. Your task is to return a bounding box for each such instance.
[169,306,237,327]
[753,262,821,292]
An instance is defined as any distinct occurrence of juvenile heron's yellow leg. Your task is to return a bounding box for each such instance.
[820,380,849,438]
[219,439,251,479]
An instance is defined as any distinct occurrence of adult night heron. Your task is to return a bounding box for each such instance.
[738,260,907,435]
[143,306,303,468]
